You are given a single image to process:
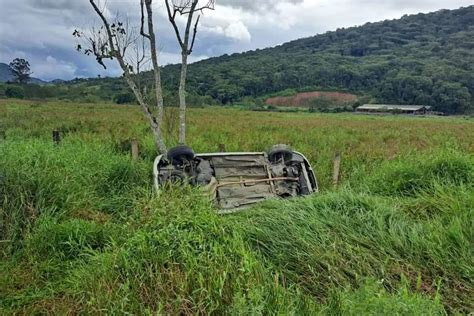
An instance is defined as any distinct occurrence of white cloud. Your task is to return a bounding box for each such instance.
[224,21,251,42]
[32,56,77,80]
[218,0,304,11]
[203,20,251,42]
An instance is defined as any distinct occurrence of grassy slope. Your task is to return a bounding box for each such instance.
[0,100,473,314]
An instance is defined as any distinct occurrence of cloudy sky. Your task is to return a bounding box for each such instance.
[0,0,472,81]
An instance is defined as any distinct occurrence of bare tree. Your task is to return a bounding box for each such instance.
[74,0,168,154]
[75,0,214,152]
[165,0,215,144]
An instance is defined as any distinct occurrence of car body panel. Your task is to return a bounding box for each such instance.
[153,151,318,212]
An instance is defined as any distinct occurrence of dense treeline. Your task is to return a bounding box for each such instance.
[1,6,473,114]
[0,79,217,107]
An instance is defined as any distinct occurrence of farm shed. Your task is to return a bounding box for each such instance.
[356,104,432,115]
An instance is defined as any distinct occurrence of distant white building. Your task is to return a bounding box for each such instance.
[356,104,433,115]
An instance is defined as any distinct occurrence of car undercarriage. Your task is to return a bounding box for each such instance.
[153,145,318,212]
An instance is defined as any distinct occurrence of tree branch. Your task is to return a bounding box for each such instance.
[182,1,198,51]
[87,0,167,154]
[140,0,150,39]
[189,15,200,54]
[89,0,116,54]
[144,0,165,125]
[165,0,185,49]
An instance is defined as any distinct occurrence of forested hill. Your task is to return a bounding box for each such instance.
[2,6,473,114]
[161,5,474,114]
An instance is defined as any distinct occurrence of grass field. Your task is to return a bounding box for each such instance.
[1,99,473,314]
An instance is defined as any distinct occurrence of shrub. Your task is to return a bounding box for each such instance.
[0,83,6,97]
[114,92,136,104]
[5,86,25,99]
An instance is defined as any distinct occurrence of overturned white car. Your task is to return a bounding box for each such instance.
[153,144,318,212]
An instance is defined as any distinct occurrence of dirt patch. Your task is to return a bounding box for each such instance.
[266,91,357,107]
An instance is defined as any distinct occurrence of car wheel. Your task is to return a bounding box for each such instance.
[167,145,195,165]
[267,144,293,163]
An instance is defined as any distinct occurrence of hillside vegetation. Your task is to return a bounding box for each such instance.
[1,6,474,114]
[178,5,474,113]
[1,100,473,314]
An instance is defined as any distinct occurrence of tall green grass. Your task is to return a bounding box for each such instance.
[1,101,473,314]
[62,189,322,314]
[0,186,449,314]
[0,138,149,256]
[352,150,473,197]
[228,187,472,312]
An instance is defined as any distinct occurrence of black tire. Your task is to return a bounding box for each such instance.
[267,144,293,163]
[289,152,304,164]
[167,145,195,165]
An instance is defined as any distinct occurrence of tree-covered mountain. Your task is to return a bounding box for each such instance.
[170,5,473,114]
[2,6,473,114]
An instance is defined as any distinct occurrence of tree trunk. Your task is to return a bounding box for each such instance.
[178,52,188,144]
[144,1,164,125]
[124,72,167,154]
[88,0,167,155]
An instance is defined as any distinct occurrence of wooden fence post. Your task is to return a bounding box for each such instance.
[52,130,61,145]
[131,139,139,161]
[218,143,226,152]
[332,151,341,187]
